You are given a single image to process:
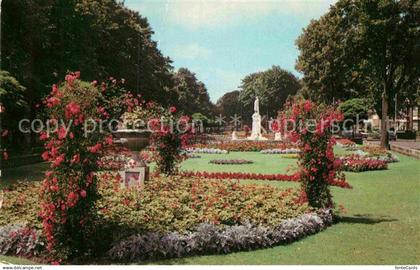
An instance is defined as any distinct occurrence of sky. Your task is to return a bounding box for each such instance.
[125,0,336,102]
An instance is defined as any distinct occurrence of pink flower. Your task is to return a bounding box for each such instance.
[52,154,65,167]
[87,143,102,153]
[41,151,50,161]
[57,126,67,139]
[80,190,87,198]
[303,100,312,113]
[40,132,49,141]
[70,154,80,164]
[169,106,177,113]
[1,129,8,137]
[65,102,81,119]
[3,151,8,160]
[105,135,113,145]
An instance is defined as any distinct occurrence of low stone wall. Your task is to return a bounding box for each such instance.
[364,141,420,159]
[389,144,420,159]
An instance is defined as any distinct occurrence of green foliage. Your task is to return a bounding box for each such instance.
[173,68,215,116]
[296,0,419,148]
[0,70,28,147]
[98,176,310,233]
[338,98,371,124]
[216,90,242,117]
[0,182,41,230]
[1,0,175,113]
[239,66,301,119]
[2,175,309,241]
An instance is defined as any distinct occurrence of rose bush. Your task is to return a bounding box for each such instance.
[39,72,128,260]
[279,99,345,208]
[150,109,193,175]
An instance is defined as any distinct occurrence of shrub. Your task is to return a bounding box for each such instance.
[279,99,345,208]
[149,108,193,175]
[39,72,128,260]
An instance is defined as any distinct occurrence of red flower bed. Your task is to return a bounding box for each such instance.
[180,171,352,189]
[338,157,387,172]
[192,141,293,152]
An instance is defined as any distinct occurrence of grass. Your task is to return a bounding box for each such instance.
[156,152,420,264]
[1,149,419,264]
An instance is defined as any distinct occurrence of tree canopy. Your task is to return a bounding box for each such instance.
[296,0,420,148]
[172,68,215,117]
[1,0,194,113]
[216,90,242,118]
[239,66,301,119]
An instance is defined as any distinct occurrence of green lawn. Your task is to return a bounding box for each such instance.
[1,150,419,265]
[155,152,420,264]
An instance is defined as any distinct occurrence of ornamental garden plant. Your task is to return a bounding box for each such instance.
[38,72,131,260]
[279,99,345,208]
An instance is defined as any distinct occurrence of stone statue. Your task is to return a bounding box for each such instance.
[254,96,260,114]
[247,96,267,141]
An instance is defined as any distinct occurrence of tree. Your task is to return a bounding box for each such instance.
[216,90,242,117]
[239,66,301,119]
[338,98,371,130]
[0,71,28,148]
[1,0,175,122]
[296,0,420,148]
[172,68,215,117]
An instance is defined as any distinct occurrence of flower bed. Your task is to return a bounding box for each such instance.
[336,138,357,149]
[186,147,228,154]
[209,159,253,165]
[179,171,352,189]
[0,176,314,259]
[338,156,388,172]
[260,148,301,154]
[192,141,292,152]
[108,209,334,262]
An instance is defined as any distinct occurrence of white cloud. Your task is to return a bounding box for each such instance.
[172,43,212,59]
[164,0,337,29]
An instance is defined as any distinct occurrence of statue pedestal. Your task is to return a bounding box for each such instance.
[247,112,267,141]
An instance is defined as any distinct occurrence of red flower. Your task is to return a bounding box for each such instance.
[87,143,102,153]
[65,101,81,119]
[41,151,50,161]
[70,154,80,164]
[80,190,87,198]
[169,106,177,113]
[105,135,113,145]
[57,126,67,139]
[52,154,65,167]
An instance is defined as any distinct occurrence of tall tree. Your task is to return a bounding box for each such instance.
[239,66,301,119]
[216,90,242,117]
[172,68,215,117]
[296,0,420,148]
[1,0,175,118]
